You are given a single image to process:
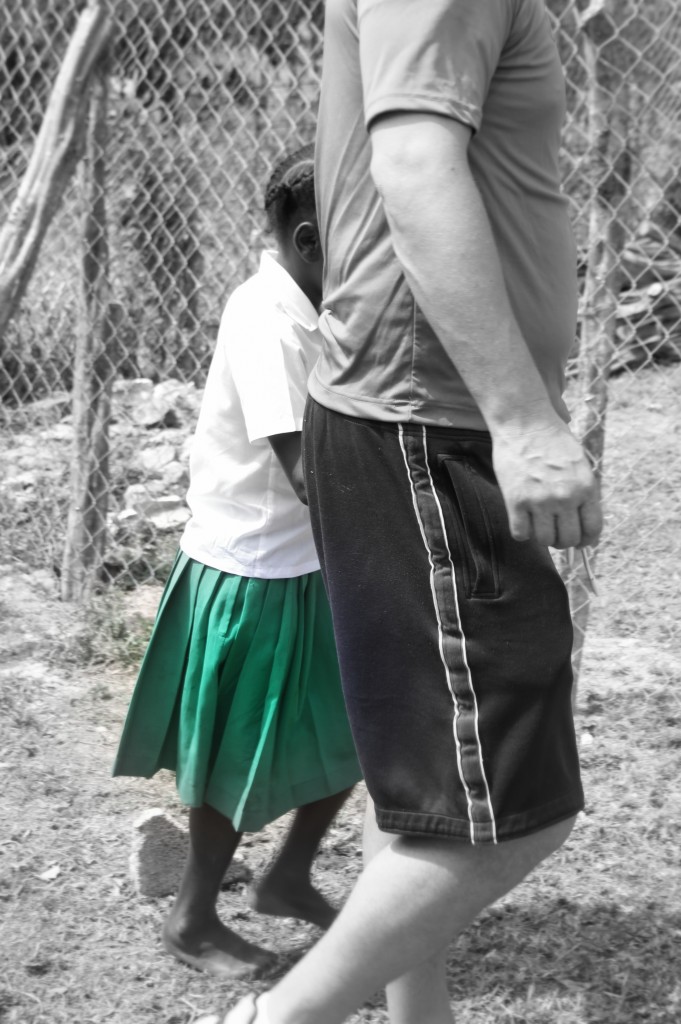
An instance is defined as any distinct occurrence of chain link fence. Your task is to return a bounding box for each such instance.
[1,0,680,676]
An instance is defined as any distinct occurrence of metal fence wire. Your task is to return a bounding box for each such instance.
[0,0,680,675]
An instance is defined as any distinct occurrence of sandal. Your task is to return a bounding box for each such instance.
[224,993,266,1024]
[194,991,268,1024]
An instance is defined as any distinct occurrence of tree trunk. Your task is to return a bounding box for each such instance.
[0,2,112,348]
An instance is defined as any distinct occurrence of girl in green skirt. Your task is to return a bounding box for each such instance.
[113,147,361,979]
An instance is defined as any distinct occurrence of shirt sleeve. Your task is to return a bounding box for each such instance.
[223,298,309,444]
[358,0,512,132]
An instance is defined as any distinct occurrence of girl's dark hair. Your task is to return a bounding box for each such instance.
[264,144,315,238]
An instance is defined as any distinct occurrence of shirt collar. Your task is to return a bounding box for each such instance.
[258,251,319,332]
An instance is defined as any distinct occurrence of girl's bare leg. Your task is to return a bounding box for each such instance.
[252,787,354,929]
[163,804,274,978]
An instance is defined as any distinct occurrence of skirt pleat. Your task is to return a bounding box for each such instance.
[113,552,361,831]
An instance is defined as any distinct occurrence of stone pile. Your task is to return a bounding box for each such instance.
[103,377,202,583]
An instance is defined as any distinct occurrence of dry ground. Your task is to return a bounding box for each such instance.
[1,365,681,1024]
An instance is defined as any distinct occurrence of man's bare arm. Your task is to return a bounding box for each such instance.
[369,112,602,549]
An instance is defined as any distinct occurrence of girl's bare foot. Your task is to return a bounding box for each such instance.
[250,875,339,929]
[162,913,276,978]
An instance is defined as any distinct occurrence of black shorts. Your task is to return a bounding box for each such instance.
[303,398,583,844]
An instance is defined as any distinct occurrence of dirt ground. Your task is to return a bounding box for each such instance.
[2,365,681,1024]
[0,568,371,1024]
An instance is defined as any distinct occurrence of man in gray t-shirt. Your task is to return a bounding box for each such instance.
[311,0,579,432]
[223,3,603,1024]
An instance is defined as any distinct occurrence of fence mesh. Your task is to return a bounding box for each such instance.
[1,0,680,672]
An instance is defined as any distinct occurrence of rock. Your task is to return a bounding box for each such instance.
[148,503,191,533]
[93,377,203,577]
[117,492,189,535]
[138,443,179,475]
[111,506,155,545]
[113,378,154,422]
[0,469,38,492]
[129,808,253,898]
[162,460,189,490]
[113,378,173,429]
[180,435,194,462]
[153,379,202,423]
[123,486,184,517]
[117,379,202,429]
[20,392,71,426]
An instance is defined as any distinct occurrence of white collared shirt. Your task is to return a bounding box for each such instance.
[180,252,321,578]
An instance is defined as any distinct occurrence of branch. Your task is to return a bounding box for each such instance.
[577,0,617,44]
[0,2,113,346]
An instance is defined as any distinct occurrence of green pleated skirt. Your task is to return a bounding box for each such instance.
[113,551,361,832]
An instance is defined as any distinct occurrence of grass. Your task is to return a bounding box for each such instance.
[0,364,680,1024]
[60,594,155,670]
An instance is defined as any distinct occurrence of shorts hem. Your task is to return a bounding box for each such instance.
[374,792,584,844]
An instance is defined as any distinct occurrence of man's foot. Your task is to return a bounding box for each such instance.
[162,914,276,978]
[250,874,339,929]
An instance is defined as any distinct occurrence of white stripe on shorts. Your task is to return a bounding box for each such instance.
[398,424,497,844]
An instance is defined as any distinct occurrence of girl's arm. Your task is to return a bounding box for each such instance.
[268,431,307,505]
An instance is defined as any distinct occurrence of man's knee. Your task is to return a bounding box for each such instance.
[526,813,577,859]
[392,813,577,903]
[483,813,578,895]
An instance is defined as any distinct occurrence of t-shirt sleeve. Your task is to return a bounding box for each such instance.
[358,0,511,132]
[223,300,309,444]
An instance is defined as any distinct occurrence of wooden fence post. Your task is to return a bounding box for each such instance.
[561,0,630,703]
[60,47,117,603]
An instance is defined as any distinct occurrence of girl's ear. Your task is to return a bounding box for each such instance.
[292,221,321,264]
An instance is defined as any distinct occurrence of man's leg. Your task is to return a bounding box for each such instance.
[270,404,583,1024]
[363,796,453,1024]
[257,812,575,1024]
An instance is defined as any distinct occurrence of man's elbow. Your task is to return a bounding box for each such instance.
[369,113,473,205]
[369,131,428,206]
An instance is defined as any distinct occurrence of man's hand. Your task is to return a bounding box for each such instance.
[492,422,602,550]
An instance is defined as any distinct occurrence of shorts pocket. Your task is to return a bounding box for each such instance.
[439,456,501,599]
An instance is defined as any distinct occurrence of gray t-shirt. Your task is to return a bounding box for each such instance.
[311,0,578,429]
